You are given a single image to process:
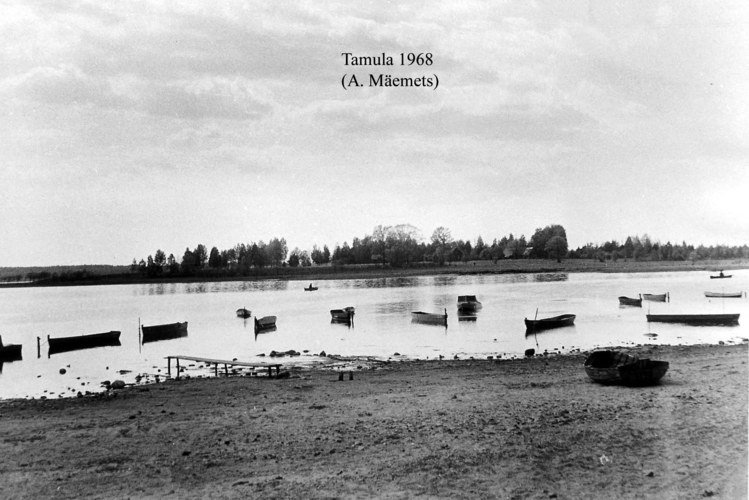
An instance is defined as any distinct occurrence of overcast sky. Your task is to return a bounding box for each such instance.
[2,1,747,266]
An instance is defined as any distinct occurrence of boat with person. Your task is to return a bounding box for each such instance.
[457,295,482,313]
[141,321,188,344]
[304,284,318,291]
[254,315,277,333]
[524,313,576,333]
[710,271,732,279]
[704,291,743,298]
[236,307,251,318]
[48,330,121,355]
[618,295,642,307]
[411,309,448,326]
[646,313,740,326]
[0,335,22,361]
[642,292,669,302]
[584,350,669,386]
[330,307,355,324]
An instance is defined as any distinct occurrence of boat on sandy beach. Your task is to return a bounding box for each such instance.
[412,310,448,326]
[618,295,642,307]
[457,295,482,313]
[141,322,188,344]
[330,307,355,324]
[0,335,22,361]
[254,316,277,333]
[236,307,251,318]
[642,292,669,302]
[48,331,121,354]
[704,291,743,298]
[524,313,576,333]
[584,350,669,386]
[646,313,740,326]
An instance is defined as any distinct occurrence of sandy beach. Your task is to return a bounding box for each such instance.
[0,342,746,499]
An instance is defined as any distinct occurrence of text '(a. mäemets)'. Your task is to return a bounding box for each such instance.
[340,52,439,90]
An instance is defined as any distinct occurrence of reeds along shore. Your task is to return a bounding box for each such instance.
[2,258,747,288]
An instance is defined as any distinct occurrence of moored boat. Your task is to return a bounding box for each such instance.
[0,335,22,361]
[710,271,732,279]
[254,315,277,333]
[48,330,121,354]
[141,321,188,344]
[412,309,448,326]
[618,295,642,307]
[642,292,669,302]
[457,295,482,313]
[704,291,743,298]
[236,307,251,318]
[330,307,355,324]
[304,284,318,291]
[524,313,576,333]
[646,313,739,326]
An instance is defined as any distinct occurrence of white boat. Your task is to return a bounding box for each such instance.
[411,309,448,326]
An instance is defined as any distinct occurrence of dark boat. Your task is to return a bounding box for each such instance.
[457,295,482,313]
[254,316,277,333]
[618,295,642,307]
[412,309,448,326]
[584,350,669,386]
[618,359,670,386]
[304,284,318,291]
[0,335,22,361]
[330,307,355,324]
[141,322,188,344]
[710,271,732,279]
[584,350,638,384]
[645,313,740,326]
[524,313,576,333]
[642,292,669,302]
[704,291,743,298]
[48,331,121,355]
[236,307,251,318]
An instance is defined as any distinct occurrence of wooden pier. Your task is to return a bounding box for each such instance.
[165,355,283,379]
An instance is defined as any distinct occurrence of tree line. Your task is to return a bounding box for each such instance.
[127,223,748,279]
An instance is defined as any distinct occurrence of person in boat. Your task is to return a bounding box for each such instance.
[719,271,724,277]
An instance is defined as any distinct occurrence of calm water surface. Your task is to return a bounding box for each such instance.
[1,270,747,399]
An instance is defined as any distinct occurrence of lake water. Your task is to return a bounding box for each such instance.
[1,269,747,399]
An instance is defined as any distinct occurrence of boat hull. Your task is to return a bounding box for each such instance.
[618,296,642,307]
[646,314,740,326]
[457,295,482,313]
[524,314,576,333]
[411,311,448,326]
[141,322,188,344]
[49,331,121,354]
[704,292,743,298]
[642,293,669,302]
[236,308,251,318]
[255,316,277,333]
[584,351,669,386]
[0,344,22,361]
[330,307,355,324]
[618,359,670,386]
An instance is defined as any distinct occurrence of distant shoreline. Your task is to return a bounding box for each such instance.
[1,258,747,288]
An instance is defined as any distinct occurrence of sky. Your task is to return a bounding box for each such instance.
[1,1,748,266]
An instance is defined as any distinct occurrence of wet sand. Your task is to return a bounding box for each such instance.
[0,342,746,499]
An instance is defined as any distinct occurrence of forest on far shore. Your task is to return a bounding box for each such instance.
[3,223,747,284]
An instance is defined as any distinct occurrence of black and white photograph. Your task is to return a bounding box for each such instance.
[1,1,747,498]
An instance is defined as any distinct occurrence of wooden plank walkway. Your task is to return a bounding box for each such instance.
[165,355,282,379]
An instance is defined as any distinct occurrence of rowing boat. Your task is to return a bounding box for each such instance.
[412,309,448,326]
[0,335,22,361]
[524,313,576,333]
[48,330,121,354]
[236,307,251,318]
[141,322,188,344]
[646,313,740,326]
[584,350,669,386]
[642,292,669,302]
[618,295,642,307]
[704,291,743,298]
[457,295,482,313]
[330,307,355,324]
[255,315,277,333]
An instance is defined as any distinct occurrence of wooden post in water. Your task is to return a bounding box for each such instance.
[37,337,40,359]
